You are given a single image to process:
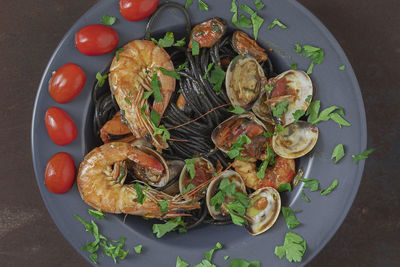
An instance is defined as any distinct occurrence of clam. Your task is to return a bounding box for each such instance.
[232,31,268,62]
[254,70,313,126]
[245,187,281,235]
[206,170,247,220]
[225,55,267,109]
[211,112,271,155]
[272,121,319,159]
[179,157,215,197]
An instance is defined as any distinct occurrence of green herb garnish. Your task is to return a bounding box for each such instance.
[320,179,339,195]
[182,183,196,194]
[116,48,124,61]
[152,217,185,238]
[134,245,143,254]
[96,72,108,87]
[152,32,174,47]
[150,73,162,102]
[294,44,325,74]
[290,63,297,70]
[209,65,226,93]
[271,100,289,118]
[301,190,310,203]
[278,183,292,192]
[133,183,145,204]
[240,5,264,40]
[276,124,285,133]
[204,242,223,261]
[331,144,345,164]
[254,0,264,10]
[292,110,305,124]
[174,37,186,47]
[185,0,193,9]
[305,95,312,103]
[301,178,319,192]
[339,65,345,70]
[124,97,131,105]
[159,67,181,80]
[227,105,245,114]
[100,15,117,26]
[177,256,190,267]
[185,158,199,179]
[257,145,275,179]
[229,258,261,267]
[268,18,287,30]
[203,62,214,79]
[88,209,105,220]
[157,200,169,213]
[274,232,306,262]
[227,134,251,159]
[281,207,300,229]
[198,0,209,11]
[192,39,200,56]
[177,62,189,71]
[352,148,374,164]
[306,100,320,123]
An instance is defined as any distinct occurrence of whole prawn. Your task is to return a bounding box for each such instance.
[77,142,200,219]
[109,40,176,151]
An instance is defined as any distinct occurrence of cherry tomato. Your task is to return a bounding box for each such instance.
[45,152,76,194]
[119,0,159,22]
[75,25,119,56]
[45,107,78,146]
[48,63,86,103]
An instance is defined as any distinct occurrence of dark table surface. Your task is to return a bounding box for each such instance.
[1,0,399,266]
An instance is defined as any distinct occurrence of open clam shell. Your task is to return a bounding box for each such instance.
[179,157,215,197]
[211,112,270,154]
[225,55,267,109]
[245,187,281,235]
[206,170,247,220]
[272,121,319,159]
[252,89,275,125]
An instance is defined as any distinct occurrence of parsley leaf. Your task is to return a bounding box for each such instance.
[185,158,199,179]
[182,183,196,194]
[301,190,310,203]
[227,105,245,114]
[352,148,374,164]
[254,0,264,10]
[209,65,226,93]
[278,183,292,192]
[265,84,273,91]
[133,183,145,204]
[96,72,108,87]
[192,39,200,55]
[198,0,209,11]
[185,0,193,9]
[311,105,351,127]
[134,245,143,254]
[157,200,169,213]
[204,242,223,261]
[115,48,124,61]
[88,209,105,220]
[143,91,153,100]
[174,37,186,47]
[281,207,300,229]
[275,232,306,262]
[290,63,297,70]
[329,112,351,127]
[239,5,264,40]
[100,14,116,26]
[152,32,175,47]
[320,179,339,195]
[227,134,251,159]
[150,73,162,102]
[194,259,216,267]
[224,256,230,260]
[306,100,320,123]
[229,258,261,267]
[271,100,289,118]
[152,217,185,238]
[276,124,285,133]
[263,131,275,138]
[294,43,302,53]
[159,67,181,80]
[203,62,214,79]
[295,44,325,74]
[257,145,275,179]
[331,144,345,164]
[177,62,189,71]
[177,256,190,267]
[268,18,287,30]
[301,178,319,192]
[339,65,345,70]
[292,110,305,124]
[305,95,312,103]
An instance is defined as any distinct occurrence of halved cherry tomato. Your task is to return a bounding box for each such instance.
[75,25,119,56]
[45,152,76,194]
[48,63,86,103]
[119,0,159,22]
[45,107,77,146]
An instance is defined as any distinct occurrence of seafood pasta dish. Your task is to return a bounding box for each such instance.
[77,3,319,236]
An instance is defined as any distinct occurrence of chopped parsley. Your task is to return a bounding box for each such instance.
[203,62,214,79]
[230,0,253,28]
[152,217,185,238]
[300,178,319,192]
[320,179,339,196]
[329,112,351,127]
[177,256,190,267]
[177,62,189,71]
[159,67,181,80]
[185,0,193,9]
[204,242,223,261]
[229,258,261,267]
[294,44,325,74]
[257,145,275,179]
[301,190,310,203]
[185,158,199,179]
[268,18,287,30]
[240,5,264,40]
[227,105,245,114]
[292,110,305,124]
[192,39,200,55]
[278,183,292,192]
[143,91,153,100]
[265,84,273,91]
[157,200,169,213]
[339,65,346,70]
[271,100,289,118]
[305,95,312,103]
[306,100,320,123]
[134,245,143,254]
[174,37,186,47]
[115,48,124,62]
[182,183,196,194]
[310,105,351,127]
[150,73,163,102]
[276,124,285,133]
[209,65,226,93]
[227,134,251,159]
[152,32,174,47]
[88,209,105,220]
[263,131,275,138]
[124,97,131,105]
[133,183,145,204]
[254,0,264,10]
[290,63,297,70]
[331,144,345,164]
[224,256,230,260]
[96,72,108,87]
[194,259,216,267]
[198,0,209,11]
[274,232,307,262]
[100,14,116,26]
[281,207,300,229]
[352,148,374,164]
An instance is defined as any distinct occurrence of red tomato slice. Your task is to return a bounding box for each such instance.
[49,63,86,103]
[119,0,159,22]
[45,152,76,194]
[45,107,78,146]
[75,24,119,56]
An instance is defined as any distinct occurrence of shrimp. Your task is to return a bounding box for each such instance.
[109,40,176,151]
[232,156,296,190]
[77,142,200,219]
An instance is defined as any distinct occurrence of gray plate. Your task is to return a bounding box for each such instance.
[31,0,367,266]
